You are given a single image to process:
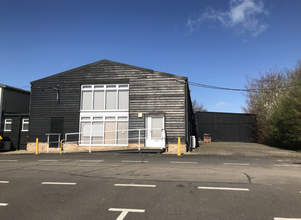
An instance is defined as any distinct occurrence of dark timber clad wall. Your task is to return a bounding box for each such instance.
[195,112,257,142]
[2,116,29,150]
[29,60,187,145]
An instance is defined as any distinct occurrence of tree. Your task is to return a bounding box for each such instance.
[271,60,301,150]
[192,99,207,112]
[243,68,288,144]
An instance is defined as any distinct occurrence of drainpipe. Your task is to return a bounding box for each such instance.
[0,87,3,133]
[185,80,189,152]
[17,116,22,150]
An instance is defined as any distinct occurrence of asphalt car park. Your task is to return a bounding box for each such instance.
[0,152,301,219]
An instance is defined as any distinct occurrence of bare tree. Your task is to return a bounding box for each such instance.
[243,68,288,144]
[192,99,207,112]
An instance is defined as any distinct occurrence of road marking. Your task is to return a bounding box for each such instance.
[0,160,18,162]
[274,218,301,220]
[0,181,9,184]
[198,186,249,191]
[39,160,58,162]
[41,182,76,185]
[77,160,104,162]
[109,208,145,220]
[170,161,198,164]
[0,203,8,206]
[114,184,156,188]
[121,160,148,163]
[275,164,301,167]
[223,163,250,166]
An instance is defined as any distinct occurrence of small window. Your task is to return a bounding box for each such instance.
[105,116,115,120]
[93,117,103,121]
[82,85,92,89]
[118,116,128,121]
[22,118,29,131]
[106,85,116,88]
[81,117,91,121]
[4,119,12,131]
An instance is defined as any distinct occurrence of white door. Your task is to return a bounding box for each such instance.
[145,116,165,148]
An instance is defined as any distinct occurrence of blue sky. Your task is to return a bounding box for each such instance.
[1,0,300,113]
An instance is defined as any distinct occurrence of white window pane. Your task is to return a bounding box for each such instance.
[4,119,12,131]
[105,122,116,144]
[22,118,29,131]
[151,117,163,139]
[118,90,129,110]
[94,85,104,89]
[80,122,91,144]
[92,122,104,144]
[93,117,103,121]
[106,85,116,88]
[82,122,91,136]
[82,85,92,89]
[106,90,116,110]
[23,124,29,131]
[93,90,104,110]
[117,122,128,144]
[105,116,115,120]
[82,91,92,110]
[118,116,127,120]
[92,122,104,137]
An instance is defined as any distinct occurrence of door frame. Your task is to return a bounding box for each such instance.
[145,115,165,148]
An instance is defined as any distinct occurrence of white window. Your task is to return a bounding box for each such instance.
[22,118,29,131]
[81,84,129,111]
[79,84,129,146]
[4,119,12,131]
[79,116,128,146]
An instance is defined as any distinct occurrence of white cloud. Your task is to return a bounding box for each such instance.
[215,102,233,109]
[187,0,269,37]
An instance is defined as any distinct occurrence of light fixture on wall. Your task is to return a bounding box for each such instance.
[40,85,60,104]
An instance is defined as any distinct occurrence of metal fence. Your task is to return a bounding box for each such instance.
[62,128,166,153]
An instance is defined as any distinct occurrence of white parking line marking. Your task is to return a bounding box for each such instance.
[109,208,145,220]
[223,163,250,166]
[198,186,249,191]
[39,160,58,162]
[41,182,76,185]
[0,181,9,184]
[170,161,198,164]
[0,160,18,162]
[275,164,301,167]
[274,218,301,220]
[77,160,104,162]
[0,203,8,206]
[121,160,148,163]
[114,184,156,188]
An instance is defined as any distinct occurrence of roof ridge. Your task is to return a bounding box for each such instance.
[31,59,187,84]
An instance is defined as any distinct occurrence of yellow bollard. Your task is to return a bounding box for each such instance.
[60,139,65,154]
[177,137,181,156]
[35,138,39,154]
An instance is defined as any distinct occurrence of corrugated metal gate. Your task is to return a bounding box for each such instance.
[194,112,257,143]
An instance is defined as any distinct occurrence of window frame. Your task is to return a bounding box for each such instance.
[22,118,29,132]
[80,84,129,111]
[4,119,12,131]
[79,114,129,146]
